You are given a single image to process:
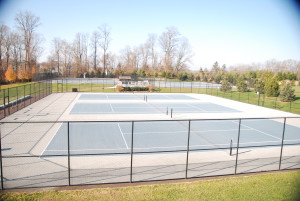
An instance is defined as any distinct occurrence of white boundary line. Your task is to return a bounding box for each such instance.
[240,123,281,140]
[40,122,64,158]
[184,103,207,112]
[122,128,252,135]
[106,94,115,112]
[44,139,297,153]
[118,123,129,149]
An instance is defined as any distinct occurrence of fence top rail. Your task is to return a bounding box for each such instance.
[1,81,50,91]
[0,116,299,124]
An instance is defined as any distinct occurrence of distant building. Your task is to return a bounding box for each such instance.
[118,76,149,87]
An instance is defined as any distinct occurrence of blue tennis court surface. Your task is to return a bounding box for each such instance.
[70,102,240,114]
[43,119,300,156]
[79,93,198,100]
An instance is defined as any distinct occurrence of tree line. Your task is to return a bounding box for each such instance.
[0,11,194,83]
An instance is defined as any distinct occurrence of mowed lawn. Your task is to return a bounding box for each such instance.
[1,171,299,201]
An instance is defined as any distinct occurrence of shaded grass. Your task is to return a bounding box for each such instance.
[1,171,299,201]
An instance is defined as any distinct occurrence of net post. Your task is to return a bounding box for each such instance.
[130,121,134,183]
[185,120,191,179]
[0,123,4,190]
[67,121,71,186]
[171,108,173,118]
[230,139,233,156]
[234,119,242,174]
[279,117,286,170]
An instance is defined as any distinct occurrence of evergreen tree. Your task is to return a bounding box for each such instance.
[220,79,232,92]
[236,77,248,92]
[254,79,265,94]
[265,77,279,97]
[279,82,295,102]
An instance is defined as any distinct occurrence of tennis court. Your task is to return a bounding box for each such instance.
[1,92,300,188]
[43,118,300,156]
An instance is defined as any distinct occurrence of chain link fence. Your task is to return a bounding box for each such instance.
[0,80,52,120]
[0,117,299,189]
[43,78,300,114]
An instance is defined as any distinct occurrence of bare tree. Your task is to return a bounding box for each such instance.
[73,33,88,76]
[99,24,111,76]
[146,34,158,71]
[3,27,12,69]
[159,27,180,72]
[52,38,62,76]
[10,32,23,72]
[61,40,73,76]
[139,43,149,71]
[0,24,9,80]
[15,11,40,71]
[174,37,193,74]
[90,30,101,70]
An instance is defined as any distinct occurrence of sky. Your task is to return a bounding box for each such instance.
[0,0,300,70]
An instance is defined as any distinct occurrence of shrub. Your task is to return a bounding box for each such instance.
[220,79,232,92]
[116,85,123,92]
[265,77,279,97]
[237,77,249,92]
[279,82,295,102]
[122,86,149,91]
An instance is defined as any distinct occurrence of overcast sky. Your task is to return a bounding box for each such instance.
[0,0,300,70]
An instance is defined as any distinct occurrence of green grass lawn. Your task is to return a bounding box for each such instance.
[157,86,300,114]
[1,171,299,201]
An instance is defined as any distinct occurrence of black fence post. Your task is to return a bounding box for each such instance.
[30,84,32,104]
[7,88,10,115]
[23,85,25,107]
[180,82,182,93]
[16,87,19,111]
[185,120,191,179]
[3,89,5,117]
[230,139,233,156]
[130,121,134,183]
[91,79,92,92]
[234,119,242,174]
[279,118,286,170]
[0,123,4,190]
[247,92,250,103]
[67,121,71,186]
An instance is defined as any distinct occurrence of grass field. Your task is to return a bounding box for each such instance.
[1,171,299,201]
[157,86,300,114]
